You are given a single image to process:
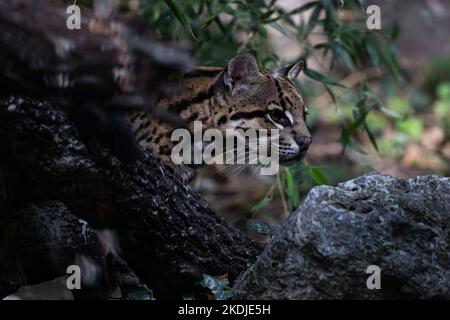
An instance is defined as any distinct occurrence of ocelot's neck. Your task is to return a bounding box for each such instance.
[160,67,227,131]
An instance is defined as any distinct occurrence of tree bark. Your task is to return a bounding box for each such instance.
[0,200,153,299]
[0,96,262,299]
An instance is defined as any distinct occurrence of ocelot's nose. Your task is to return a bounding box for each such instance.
[295,135,312,152]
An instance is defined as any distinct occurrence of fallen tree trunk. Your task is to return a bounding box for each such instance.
[0,96,262,299]
[1,200,152,299]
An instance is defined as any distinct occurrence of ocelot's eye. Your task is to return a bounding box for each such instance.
[268,109,290,127]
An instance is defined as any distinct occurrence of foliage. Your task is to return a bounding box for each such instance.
[434,82,450,137]
[140,0,399,74]
[198,274,233,300]
[248,221,282,237]
[139,0,403,217]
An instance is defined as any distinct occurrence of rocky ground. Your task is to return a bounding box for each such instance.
[233,173,450,299]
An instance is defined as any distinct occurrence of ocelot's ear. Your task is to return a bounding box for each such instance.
[273,59,305,81]
[224,53,260,93]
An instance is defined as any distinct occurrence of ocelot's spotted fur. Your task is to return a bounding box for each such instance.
[127,53,312,182]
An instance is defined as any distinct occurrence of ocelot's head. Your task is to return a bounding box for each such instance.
[215,53,311,164]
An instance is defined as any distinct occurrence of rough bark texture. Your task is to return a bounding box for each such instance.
[233,173,450,299]
[0,96,262,299]
[0,200,152,299]
[0,0,194,164]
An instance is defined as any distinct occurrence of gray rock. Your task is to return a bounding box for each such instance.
[233,173,450,299]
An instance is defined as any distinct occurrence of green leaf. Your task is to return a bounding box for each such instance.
[389,97,410,118]
[332,42,356,71]
[314,42,331,50]
[344,141,368,154]
[289,1,320,15]
[309,167,328,185]
[250,196,270,212]
[304,68,347,88]
[269,21,289,37]
[259,8,276,20]
[283,168,300,210]
[325,85,337,104]
[126,288,153,300]
[379,41,401,81]
[164,0,197,40]
[366,38,380,67]
[248,221,272,235]
[204,1,232,26]
[396,119,423,140]
[304,4,322,37]
[248,222,283,237]
[341,98,370,145]
[198,274,233,300]
[321,0,337,21]
[343,112,367,138]
[363,122,379,152]
[437,82,450,101]
[380,106,400,119]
